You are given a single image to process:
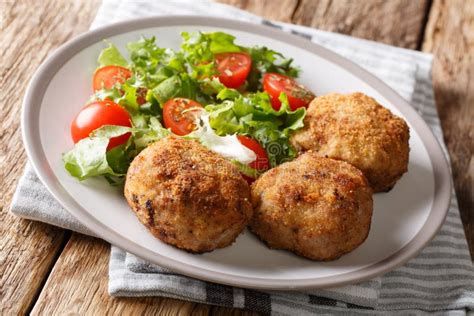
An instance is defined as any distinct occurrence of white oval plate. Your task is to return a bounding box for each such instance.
[22,16,451,290]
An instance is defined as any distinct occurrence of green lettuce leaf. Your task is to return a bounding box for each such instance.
[245,46,299,91]
[97,44,128,67]
[132,115,171,151]
[126,36,186,88]
[205,90,306,167]
[181,31,241,57]
[63,119,171,182]
[90,125,131,138]
[231,160,261,178]
[63,125,131,180]
[106,144,130,176]
[180,31,298,90]
[181,31,241,79]
[152,74,200,105]
[63,137,113,180]
[127,36,166,71]
[198,78,240,100]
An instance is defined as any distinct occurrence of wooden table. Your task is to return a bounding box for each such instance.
[1,0,472,314]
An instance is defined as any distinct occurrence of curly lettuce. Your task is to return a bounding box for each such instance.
[204,81,305,167]
[180,31,299,90]
[64,31,306,183]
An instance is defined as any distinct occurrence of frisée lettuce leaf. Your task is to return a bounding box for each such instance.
[64,31,308,184]
[205,88,306,167]
[246,46,299,91]
[180,31,298,87]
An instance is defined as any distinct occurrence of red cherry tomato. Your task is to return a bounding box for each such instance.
[71,100,131,150]
[163,98,203,136]
[237,135,270,184]
[92,65,132,91]
[215,52,252,89]
[263,73,315,111]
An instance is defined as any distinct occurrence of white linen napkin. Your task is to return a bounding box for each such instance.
[11,0,474,314]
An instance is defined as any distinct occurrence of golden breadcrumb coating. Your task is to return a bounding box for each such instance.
[250,153,373,261]
[124,136,253,253]
[290,93,410,192]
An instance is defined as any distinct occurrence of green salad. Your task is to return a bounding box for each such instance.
[64,31,315,184]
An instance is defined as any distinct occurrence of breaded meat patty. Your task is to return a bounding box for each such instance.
[124,136,253,253]
[250,153,373,261]
[290,93,409,192]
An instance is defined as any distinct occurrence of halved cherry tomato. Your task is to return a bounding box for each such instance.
[92,65,132,91]
[215,52,252,89]
[163,98,203,136]
[237,135,270,184]
[71,100,131,150]
[263,73,315,111]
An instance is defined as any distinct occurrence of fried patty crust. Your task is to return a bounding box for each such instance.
[290,93,409,192]
[124,136,253,253]
[250,153,373,261]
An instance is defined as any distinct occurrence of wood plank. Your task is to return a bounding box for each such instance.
[0,220,67,315]
[31,234,257,316]
[215,0,298,22]
[292,0,429,49]
[0,0,100,314]
[422,0,474,258]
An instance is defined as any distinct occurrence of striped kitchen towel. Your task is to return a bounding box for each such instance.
[11,0,474,314]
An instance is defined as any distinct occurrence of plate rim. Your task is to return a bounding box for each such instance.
[21,15,452,290]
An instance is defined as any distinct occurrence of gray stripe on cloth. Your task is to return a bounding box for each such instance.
[109,248,207,301]
[9,0,473,314]
[206,283,234,307]
[125,251,173,274]
[10,164,96,237]
[308,295,338,306]
[401,264,474,274]
[244,289,272,315]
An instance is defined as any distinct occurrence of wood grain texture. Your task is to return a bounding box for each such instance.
[292,0,430,49]
[215,0,298,22]
[0,0,99,314]
[0,220,67,315]
[422,0,474,257]
[31,234,258,316]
